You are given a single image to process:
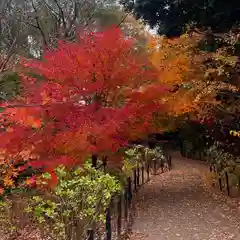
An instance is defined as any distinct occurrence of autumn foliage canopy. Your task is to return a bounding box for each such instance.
[0,26,166,187]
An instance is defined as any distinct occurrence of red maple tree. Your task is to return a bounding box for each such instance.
[0,26,166,181]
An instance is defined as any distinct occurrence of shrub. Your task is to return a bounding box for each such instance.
[205,142,240,189]
[0,161,121,240]
[205,142,238,173]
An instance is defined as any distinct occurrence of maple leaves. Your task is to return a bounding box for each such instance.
[0,26,166,187]
[146,29,240,148]
[149,35,198,84]
[148,32,230,125]
[148,33,204,114]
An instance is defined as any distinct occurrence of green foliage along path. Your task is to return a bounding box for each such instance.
[129,152,240,240]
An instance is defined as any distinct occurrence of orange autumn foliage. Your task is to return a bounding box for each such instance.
[148,30,240,127]
[148,33,204,118]
[147,31,228,129]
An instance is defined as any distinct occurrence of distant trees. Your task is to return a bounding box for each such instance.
[0,0,151,101]
[120,0,240,37]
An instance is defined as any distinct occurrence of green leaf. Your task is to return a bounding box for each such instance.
[42,172,52,179]
[35,206,44,217]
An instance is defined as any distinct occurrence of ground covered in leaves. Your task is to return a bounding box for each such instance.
[129,152,240,240]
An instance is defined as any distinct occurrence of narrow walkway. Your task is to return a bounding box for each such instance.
[129,152,240,240]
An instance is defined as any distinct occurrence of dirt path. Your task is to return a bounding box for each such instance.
[129,152,240,240]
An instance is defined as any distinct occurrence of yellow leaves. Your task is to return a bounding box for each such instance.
[164,94,197,116]
[0,148,37,190]
[204,172,217,186]
[229,130,240,137]
[25,178,32,186]
[215,48,238,66]
[170,102,195,115]
[149,35,195,86]
[0,151,25,191]
[147,30,217,125]
[147,36,159,50]
[3,176,14,187]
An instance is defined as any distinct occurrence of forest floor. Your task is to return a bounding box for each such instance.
[128,151,240,240]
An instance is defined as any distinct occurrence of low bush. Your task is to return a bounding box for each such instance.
[0,145,166,239]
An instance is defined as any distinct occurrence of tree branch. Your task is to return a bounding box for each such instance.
[30,0,48,47]
[64,0,79,37]
[0,37,17,73]
[8,12,39,30]
[41,0,59,19]
[0,3,27,73]
[53,0,66,30]
[0,99,85,110]
[116,12,130,28]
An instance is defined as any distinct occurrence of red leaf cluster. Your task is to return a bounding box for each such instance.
[0,26,166,172]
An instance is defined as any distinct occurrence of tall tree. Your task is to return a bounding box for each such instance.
[0,0,116,100]
[120,0,240,37]
[0,27,165,188]
[0,0,151,101]
[93,3,151,49]
[147,31,239,130]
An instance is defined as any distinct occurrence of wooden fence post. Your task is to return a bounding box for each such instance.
[238,176,240,195]
[219,176,223,191]
[137,165,140,187]
[133,169,137,191]
[153,160,157,175]
[117,195,122,236]
[87,229,94,240]
[124,188,128,221]
[92,155,98,168]
[87,145,174,239]
[147,163,150,181]
[225,172,230,196]
[168,156,172,170]
[105,208,111,240]
[127,177,132,203]
[141,165,144,185]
